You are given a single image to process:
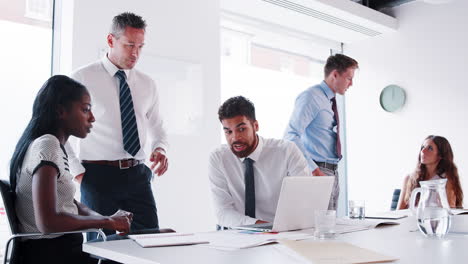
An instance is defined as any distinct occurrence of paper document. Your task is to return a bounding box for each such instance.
[335,218,400,234]
[272,244,317,264]
[450,215,468,234]
[197,230,314,250]
[279,240,398,264]
[337,218,400,228]
[365,211,408,220]
[451,208,468,215]
[129,232,209,248]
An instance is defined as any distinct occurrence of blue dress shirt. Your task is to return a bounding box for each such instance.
[284,81,340,171]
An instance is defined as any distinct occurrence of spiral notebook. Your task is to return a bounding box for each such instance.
[128,232,209,248]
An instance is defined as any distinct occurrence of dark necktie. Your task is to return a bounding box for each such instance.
[331,97,342,159]
[115,70,141,156]
[244,158,256,218]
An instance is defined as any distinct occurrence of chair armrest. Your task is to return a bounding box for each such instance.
[51,229,107,241]
[4,229,106,264]
[8,228,107,241]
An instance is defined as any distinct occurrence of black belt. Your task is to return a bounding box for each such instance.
[82,159,144,169]
[314,161,338,171]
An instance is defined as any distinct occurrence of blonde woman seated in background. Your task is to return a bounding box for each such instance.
[398,135,464,209]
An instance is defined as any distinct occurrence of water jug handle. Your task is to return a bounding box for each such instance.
[409,187,422,215]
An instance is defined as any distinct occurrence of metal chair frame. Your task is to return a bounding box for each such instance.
[0,179,107,264]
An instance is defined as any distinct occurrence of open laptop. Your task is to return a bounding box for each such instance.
[233,176,334,232]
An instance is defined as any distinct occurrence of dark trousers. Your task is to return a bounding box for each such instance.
[20,233,96,264]
[81,163,159,240]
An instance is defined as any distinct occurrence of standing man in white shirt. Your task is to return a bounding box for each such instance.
[208,96,310,228]
[67,12,168,238]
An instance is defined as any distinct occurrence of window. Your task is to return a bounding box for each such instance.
[220,25,328,140]
[250,44,323,78]
[25,0,53,22]
[0,0,54,250]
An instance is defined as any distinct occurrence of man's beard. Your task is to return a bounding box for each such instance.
[230,134,258,158]
[230,142,255,158]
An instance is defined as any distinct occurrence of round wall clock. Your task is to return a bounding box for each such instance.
[379,85,406,112]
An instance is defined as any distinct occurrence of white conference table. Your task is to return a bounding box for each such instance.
[83,217,468,264]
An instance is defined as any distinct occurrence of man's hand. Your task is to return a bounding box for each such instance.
[312,168,326,176]
[150,148,168,176]
[255,220,269,224]
[74,173,84,184]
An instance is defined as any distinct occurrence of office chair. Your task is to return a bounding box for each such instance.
[390,189,401,211]
[0,179,106,264]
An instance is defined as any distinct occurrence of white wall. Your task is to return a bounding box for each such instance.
[345,0,468,211]
[69,0,220,232]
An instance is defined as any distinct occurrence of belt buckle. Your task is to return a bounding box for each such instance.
[119,160,130,170]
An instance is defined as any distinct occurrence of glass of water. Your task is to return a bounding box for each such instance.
[349,200,365,219]
[314,210,336,239]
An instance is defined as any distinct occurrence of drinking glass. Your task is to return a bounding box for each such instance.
[314,210,336,239]
[349,200,366,219]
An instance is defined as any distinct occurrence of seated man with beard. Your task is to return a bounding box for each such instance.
[208,96,310,228]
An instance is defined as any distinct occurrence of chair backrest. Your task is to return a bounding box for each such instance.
[390,189,401,211]
[0,180,21,235]
[0,179,21,264]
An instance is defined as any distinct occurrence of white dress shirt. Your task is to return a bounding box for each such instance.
[67,56,168,175]
[208,136,310,227]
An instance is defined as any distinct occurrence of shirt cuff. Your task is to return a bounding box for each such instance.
[244,217,258,225]
[308,160,318,171]
[154,147,166,155]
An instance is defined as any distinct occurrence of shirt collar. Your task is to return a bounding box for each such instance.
[101,55,131,78]
[319,80,336,100]
[240,135,264,163]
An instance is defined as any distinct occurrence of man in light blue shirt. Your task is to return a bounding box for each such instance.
[284,54,358,210]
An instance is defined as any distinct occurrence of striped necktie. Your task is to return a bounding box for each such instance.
[116,70,141,156]
[331,97,342,159]
[244,158,255,218]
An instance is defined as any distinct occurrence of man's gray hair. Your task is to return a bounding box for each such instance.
[110,12,146,38]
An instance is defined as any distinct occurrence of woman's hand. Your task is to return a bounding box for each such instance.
[107,209,133,234]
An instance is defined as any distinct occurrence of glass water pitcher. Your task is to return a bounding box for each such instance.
[410,179,451,238]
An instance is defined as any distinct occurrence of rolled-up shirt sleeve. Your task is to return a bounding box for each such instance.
[284,90,320,171]
[208,152,257,227]
[146,79,168,153]
[286,141,311,176]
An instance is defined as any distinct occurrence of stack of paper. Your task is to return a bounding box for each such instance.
[279,240,398,264]
[128,233,209,248]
